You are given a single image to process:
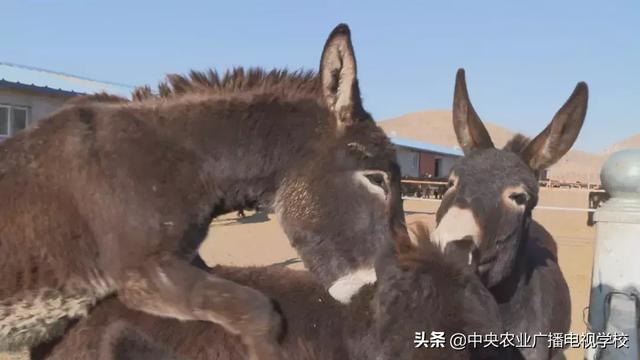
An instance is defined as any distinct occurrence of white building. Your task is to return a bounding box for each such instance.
[0,62,132,140]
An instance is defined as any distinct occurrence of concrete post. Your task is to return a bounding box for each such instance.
[586,149,640,360]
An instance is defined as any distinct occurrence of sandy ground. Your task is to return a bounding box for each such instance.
[2,188,595,360]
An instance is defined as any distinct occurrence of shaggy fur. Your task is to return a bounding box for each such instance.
[0,24,404,360]
[61,92,130,106]
[502,134,531,156]
[33,223,512,360]
[131,68,320,101]
[375,224,513,360]
[434,69,588,359]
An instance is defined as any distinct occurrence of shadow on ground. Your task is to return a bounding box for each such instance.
[211,211,272,226]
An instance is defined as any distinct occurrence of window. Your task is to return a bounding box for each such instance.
[0,105,30,137]
[12,108,27,132]
[0,107,8,136]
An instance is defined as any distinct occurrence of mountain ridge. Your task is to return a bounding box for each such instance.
[378,110,637,184]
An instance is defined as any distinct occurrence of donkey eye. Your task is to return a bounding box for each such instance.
[509,193,528,206]
[356,171,390,199]
[365,173,386,188]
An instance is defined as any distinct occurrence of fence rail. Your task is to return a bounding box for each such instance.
[401,179,602,190]
[402,196,596,213]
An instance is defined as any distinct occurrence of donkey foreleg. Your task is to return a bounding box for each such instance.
[116,253,284,360]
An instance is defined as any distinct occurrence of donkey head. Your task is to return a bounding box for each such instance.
[375,223,504,359]
[276,24,405,303]
[433,69,588,287]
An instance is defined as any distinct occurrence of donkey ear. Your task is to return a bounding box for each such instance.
[320,24,367,130]
[521,82,588,171]
[452,69,495,155]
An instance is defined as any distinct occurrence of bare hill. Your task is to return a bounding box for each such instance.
[378,110,604,184]
[604,134,640,154]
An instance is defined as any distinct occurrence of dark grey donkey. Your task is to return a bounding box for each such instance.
[432,69,588,359]
[0,24,404,360]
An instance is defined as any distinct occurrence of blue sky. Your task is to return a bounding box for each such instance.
[2,0,638,152]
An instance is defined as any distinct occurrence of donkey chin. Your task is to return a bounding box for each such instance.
[439,227,524,289]
[476,228,524,288]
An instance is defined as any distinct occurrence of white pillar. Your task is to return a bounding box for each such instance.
[586,149,640,360]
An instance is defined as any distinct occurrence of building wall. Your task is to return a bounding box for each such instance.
[438,156,458,178]
[396,147,420,178]
[0,88,72,125]
[419,153,436,177]
[397,146,461,179]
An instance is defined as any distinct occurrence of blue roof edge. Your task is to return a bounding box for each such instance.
[0,80,83,97]
[0,61,133,89]
[390,136,463,156]
[0,61,134,98]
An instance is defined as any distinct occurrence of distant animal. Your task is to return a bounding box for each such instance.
[235,199,261,218]
[432,69,588,359]
[31,224,510,360]
[0,24,404,360]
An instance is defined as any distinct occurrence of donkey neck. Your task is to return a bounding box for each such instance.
[488,219,531,304]
[149,95,329,208]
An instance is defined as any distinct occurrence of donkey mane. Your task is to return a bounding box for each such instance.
[62,92,130,107]
[502,133,532,155]
[61,68,320,105]
[132,67,321,101]
[394,223,451,270]
[393,224,468,286]
[375,223,507,360]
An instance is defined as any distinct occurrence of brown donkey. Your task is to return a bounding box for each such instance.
[32,224,510,360]
[433,69,588,359]
[0,24,404,359]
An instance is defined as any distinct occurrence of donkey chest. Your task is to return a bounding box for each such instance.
[497,287,556,355]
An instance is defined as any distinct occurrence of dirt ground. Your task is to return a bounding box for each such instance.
[2,188,595,360]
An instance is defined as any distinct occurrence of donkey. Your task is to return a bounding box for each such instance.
[32,223,510,360]
[432,69,588,359]
[0,24,404,359]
